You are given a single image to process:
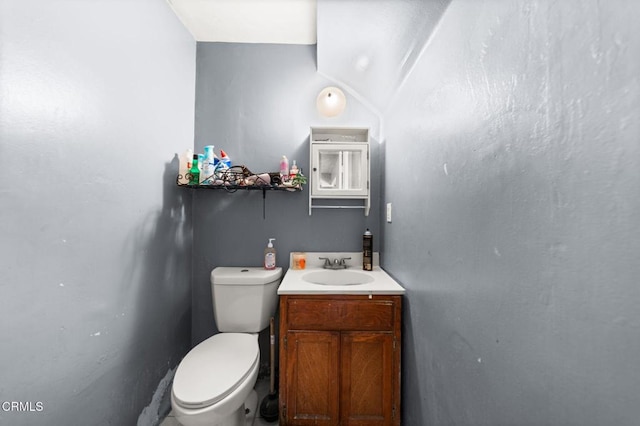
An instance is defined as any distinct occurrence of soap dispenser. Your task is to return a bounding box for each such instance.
[264,238,276,270]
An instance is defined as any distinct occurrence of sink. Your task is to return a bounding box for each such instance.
[302,270,375,286]
[278,252,406,295]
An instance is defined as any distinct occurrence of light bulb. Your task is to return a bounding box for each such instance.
[316,86,346,117]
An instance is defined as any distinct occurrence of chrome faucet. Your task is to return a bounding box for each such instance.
[319,257,351,269]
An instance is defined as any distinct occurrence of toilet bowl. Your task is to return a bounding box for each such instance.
[171,333,259,426]
[171,267,282,426]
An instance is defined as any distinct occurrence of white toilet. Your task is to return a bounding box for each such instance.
[171,266,282,426]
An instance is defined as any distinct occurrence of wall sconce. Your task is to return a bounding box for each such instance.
[316,86,346,117]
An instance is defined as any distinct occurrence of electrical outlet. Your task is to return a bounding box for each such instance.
[386,203,392,223]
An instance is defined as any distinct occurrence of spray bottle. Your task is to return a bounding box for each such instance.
[363,229,373,271]
[220,150,232,168]
[280,156,289,182]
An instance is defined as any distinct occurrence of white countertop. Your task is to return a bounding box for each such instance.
[277,252,406,295]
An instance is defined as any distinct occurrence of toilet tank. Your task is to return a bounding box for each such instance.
[211,267,282,333]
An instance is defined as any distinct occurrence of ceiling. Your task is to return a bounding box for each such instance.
[166,0,317,44]
[166,0,451,116]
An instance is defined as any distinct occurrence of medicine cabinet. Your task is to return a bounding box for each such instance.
[309,127,370,216]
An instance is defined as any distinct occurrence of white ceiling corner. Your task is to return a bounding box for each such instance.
[167,0,317,44]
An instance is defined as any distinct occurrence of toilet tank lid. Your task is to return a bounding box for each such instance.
[211,267,283,285]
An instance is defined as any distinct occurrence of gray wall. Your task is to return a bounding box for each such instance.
[0,1,195,425]
[381,1,640,425]
[4,1,637,425]
[318,0,451,112]
[191,43,381,347]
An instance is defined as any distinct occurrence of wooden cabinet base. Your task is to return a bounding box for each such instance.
[279,295,401,426]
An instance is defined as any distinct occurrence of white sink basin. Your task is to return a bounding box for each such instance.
[302,270,375,286]
[278,252,405,295]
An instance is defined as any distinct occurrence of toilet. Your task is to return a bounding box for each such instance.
[171,266,282,426]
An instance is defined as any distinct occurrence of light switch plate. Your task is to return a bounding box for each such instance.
[386,203,392,223]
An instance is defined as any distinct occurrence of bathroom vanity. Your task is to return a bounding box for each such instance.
[277,253,404,425]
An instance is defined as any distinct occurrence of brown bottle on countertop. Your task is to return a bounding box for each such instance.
[363,228,373,271]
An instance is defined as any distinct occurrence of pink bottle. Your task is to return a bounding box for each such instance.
[280,155,289,182]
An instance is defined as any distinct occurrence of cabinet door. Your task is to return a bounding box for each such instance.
[284,331,340,425]
[311,143,368,197]
[340,332,395,426]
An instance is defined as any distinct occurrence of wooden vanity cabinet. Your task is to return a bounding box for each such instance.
[279,295,401,426]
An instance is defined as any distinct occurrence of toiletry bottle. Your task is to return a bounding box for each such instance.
[280,156,289,182]
[264,238,276,270]
[363,229,373,271]
[220,150,232,168]
[202,145,217,184]
[289,160,299,180]
[197,154,205,183]
[188,154,200,185]
[178,148,193,185]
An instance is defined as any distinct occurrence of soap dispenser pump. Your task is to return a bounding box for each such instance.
[264,238,276,270]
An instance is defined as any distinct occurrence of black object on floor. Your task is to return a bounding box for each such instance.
[259,317,279,422]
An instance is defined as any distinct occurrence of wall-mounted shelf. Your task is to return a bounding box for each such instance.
[309,127,370,216]
[176,169,303,219]
[176,167,304,193]
[176,181,302,192]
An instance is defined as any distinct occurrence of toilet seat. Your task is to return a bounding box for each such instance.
[172,333,259,409]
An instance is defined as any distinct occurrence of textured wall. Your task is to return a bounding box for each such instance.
[0,1,195,425]
[317,0,451,113]
[191,43,381,346]
[382,1,640,425]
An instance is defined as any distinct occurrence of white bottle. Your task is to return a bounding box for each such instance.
[264,238,276,270]
[178,149,193,185]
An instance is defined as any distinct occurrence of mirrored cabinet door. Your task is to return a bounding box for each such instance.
[312,143,368,196]
[309,127,370,216]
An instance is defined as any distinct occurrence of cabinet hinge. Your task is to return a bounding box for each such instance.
[282,404,287,419]
[284,335,287,349]
[393,337,396,350]
[392,405,396,419]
